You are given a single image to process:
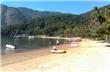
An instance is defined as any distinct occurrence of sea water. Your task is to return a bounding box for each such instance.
[1,36,66,55]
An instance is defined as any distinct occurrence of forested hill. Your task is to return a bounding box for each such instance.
[1,4,61,27]
[1,4,110,40]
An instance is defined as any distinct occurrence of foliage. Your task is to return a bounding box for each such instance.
[1,5,110,40]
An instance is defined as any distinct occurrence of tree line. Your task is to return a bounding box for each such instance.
[1,6,110,41]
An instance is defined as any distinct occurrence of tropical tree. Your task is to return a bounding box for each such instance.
[95,6,110,41]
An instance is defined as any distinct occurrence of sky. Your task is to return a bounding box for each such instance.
[1,0,110,14]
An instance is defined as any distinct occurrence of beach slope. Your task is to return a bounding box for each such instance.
[1,39,110,72]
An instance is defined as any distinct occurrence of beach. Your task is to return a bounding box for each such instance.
[1,39,110,72]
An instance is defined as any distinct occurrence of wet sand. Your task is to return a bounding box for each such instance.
[1,39,110,72]
[0,43,69,71]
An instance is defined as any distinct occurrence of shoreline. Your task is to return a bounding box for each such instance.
[1,44,69,66]
[1,39,110,72]
[1,36,70,55]
[1,36,71,66]
[14,35,71,40]
[37,36,71,40]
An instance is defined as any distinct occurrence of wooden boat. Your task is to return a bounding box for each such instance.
[50,49,66,53]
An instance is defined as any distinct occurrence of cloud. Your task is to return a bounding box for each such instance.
[36,8,45,11]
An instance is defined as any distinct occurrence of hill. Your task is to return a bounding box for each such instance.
[1,4,110,40]
[1,4,61,27]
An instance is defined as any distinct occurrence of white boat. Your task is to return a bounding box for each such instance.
[105,43,110,47]
[71,43,79,47]
[28,36,35,39]
[6,44,16,50]
[70,42,79,47]
[50,49,66,53]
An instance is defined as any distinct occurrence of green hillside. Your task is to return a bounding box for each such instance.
[1,4,110,40]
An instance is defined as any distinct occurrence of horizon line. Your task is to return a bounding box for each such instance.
[1,3,109,15]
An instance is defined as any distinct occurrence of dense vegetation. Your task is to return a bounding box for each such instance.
[1,5,110,41]
[93,6,110,41]
[1,14,90,37]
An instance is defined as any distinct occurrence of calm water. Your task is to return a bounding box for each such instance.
[1,37,66,54]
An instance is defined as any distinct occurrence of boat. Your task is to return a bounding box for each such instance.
[6,44,16,50]
[71,43,79,47]
[70,42,79,47]
[70,39,79,47]
[105,43,110,47]
[28,36,35,39]
[50,49,66,53]
[70,37,82,42]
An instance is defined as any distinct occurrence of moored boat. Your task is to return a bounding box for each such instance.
[50,49,66,53]
[6,44,16,50]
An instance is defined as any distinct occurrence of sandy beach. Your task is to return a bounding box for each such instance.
[0,39,110,72]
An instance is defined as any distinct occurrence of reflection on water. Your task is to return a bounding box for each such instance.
[3,50,15,55]
[1,37,66,55]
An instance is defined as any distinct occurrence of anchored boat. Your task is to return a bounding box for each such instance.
[6,44,16,50]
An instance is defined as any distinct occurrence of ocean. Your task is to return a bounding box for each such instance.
[1,36,66,55]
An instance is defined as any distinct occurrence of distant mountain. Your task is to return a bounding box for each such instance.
[2,4,109,27]
[1,4,61,27]
[1,4,110,38]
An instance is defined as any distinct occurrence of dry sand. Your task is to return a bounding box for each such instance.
[0,39,110,72]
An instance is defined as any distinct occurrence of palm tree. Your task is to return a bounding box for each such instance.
[95,6,110,42]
